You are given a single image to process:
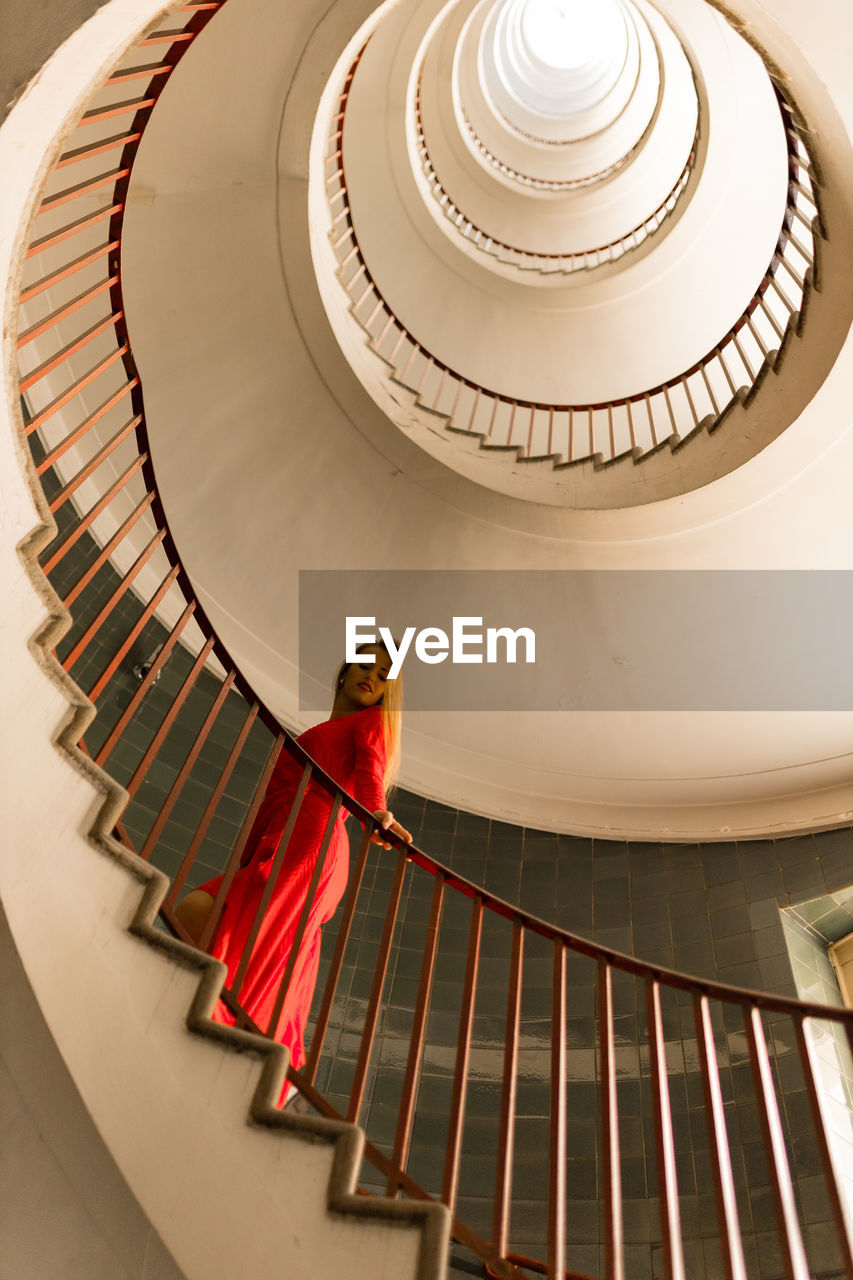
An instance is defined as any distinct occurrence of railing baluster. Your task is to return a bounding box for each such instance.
[25,204,124,259]
[41,454,147,572]
[140,671,236,862]
[599,959,624,1280]
[347,848,408,1124]
[699,364,720,417]
[27,344,129,434]
[19,239,119,304]
[48,415,139,512]
[645,977,686,1280]
[304,826,374,1084]
[93,599,195,763]
[20,313,124,393]
[35,382,138,465]
[793,1016,853,1274]
[18,276,118,348]
[86,565,179,702]
[547,941,566,1280]
[442,893,483,1215]
[626,399,636,452]
[493,922,523,1259]
[387,872,445,1194]
[62,528,166,672]
[693,995,747,1280]
[125,637,215,798]
[62,492,155,606]
[743,1004,810,1280]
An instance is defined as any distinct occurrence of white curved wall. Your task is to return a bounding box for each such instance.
[117,0,853,840]
[0,8,442,1279]
[342,0,788,403]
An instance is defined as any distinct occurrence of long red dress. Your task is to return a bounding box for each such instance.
[196,704,388,1086]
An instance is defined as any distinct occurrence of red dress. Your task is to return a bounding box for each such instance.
[197,704,388,1087]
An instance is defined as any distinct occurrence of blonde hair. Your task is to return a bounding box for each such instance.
[332,641,403,799]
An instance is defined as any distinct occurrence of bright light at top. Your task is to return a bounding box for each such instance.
[519,0,624,73]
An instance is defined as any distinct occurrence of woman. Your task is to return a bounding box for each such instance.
[175,642,411,1102]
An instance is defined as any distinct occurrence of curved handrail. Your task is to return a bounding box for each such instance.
[416,83,698,271]
[12,8,853,1280]
[330,51,820,470]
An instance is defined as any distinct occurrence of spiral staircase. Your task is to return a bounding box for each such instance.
[2,2,853,1279]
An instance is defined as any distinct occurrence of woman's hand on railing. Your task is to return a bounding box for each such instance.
[371,810,412,850]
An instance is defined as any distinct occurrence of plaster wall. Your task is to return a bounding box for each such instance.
[0,8,443,1278]
[116,0,853,838]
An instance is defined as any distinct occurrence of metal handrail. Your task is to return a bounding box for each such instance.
[415,80,699,273]
[13,7,853,1280]
[330,51,820,470]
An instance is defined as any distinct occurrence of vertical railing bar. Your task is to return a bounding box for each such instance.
[41,453,147,572]
[759,295,786,342]
[662,383,678,438]
[743,1004,810,1280]
[124,636,215,797]
[304,825,374,1084]
[716,347,738,399]
[19,239,120,304]
[25,204,124,259]
[644,392,658,448]
[599,959,625,1280]
[731,331,756,381]
[387,873,446,1193]
[486,395,500,441]
[27,343,129,433]
[62,492,155,606]
[140,671,236,862]
[681,376,700,429]
[19,308,123,391]
[693,995,748,1280]
[35,384,139,471]
[195,722,279,950]
[264,793,344,1038]
[48,415,139,512]
[793,1017,853,1274]
[626,399,636,452]
[767,271,796,316]
[699,365,720,417]
[431,366,448,413]
[645,977,686,1280]
[441,893,483,1214]
[525,405,535,455]
[547,940,566,1280]
[17,274,118,347]
[56,131,143,167]
[62,528,165,673]
[230,765,314,998]
[86,565,178,702]
[745,313,770,360]
[493,922,524,1257]
[346,849,408,1124]
[93,598,194,763]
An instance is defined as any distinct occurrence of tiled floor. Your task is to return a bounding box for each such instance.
[32,442,853,1278]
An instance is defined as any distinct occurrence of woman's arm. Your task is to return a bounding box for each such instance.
[350,709,412,849]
